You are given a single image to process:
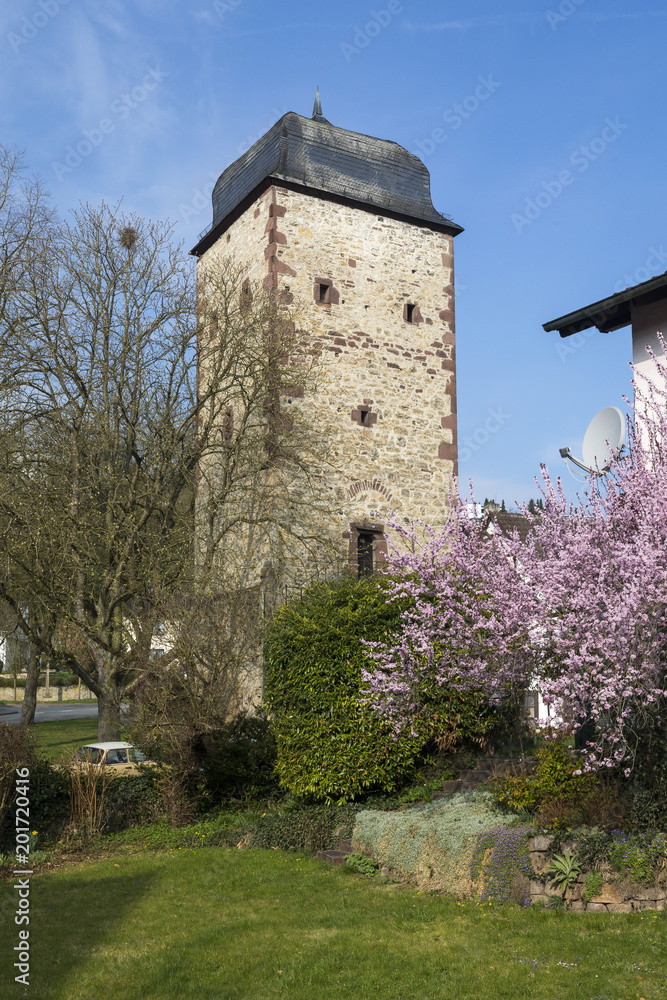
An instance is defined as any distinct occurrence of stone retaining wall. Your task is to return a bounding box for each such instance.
[528,835,666,913]
[1,685,95,702]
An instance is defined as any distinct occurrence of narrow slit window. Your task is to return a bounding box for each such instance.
[406,303,415,323]
[357,532,374,578]
[318,283,330,303]
[360,409,369,425]
[240,281,253,311]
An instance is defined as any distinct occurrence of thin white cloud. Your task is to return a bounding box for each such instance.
[579,9,667,18]
[403,10,667,32]
[403,15,539,32]
[217,22,350,37]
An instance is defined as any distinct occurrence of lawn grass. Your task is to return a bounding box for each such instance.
[32,719,131,762]
[1,847,665,999]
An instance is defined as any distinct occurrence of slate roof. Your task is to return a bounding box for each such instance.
[191,110,462,255]
[483,511,536,543]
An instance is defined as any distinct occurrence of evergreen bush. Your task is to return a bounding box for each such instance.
[196,710,280,805]
[264,575,422,803]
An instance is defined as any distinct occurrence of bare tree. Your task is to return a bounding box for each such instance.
[0,186,337,739]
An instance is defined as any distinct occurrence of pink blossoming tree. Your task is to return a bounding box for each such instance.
[364,353,667,775]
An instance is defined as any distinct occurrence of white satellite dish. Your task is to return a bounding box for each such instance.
[560,406,625,476]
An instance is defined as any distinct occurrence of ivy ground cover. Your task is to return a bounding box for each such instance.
[1,846,666,999]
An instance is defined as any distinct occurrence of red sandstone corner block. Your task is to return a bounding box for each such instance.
[438,443,457,461]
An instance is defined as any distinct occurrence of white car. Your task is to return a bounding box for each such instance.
[72,741,154,776]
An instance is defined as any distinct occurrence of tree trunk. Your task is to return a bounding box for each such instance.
[97,689,121,741]
[20,646,39,726]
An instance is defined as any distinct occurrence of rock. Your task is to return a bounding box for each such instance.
[589,883,623,905]
[529,851,547,873]
[531,836,553,852]
[632,888,664,901]
[586,902,608,913]
[380,866,390,876]
[607,903,633,913]
[569,900,584,911]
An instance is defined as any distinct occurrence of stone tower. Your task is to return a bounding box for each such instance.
[191,95,462,589]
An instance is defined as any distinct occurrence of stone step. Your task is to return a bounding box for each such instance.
[458,769,491,782]
[316,849,349,865]
[435,777,487,798]
[475,757,498,769]
[338,838,352,853]
[441,779,463,794]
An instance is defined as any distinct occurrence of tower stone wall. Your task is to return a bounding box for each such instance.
[198,181,458,570]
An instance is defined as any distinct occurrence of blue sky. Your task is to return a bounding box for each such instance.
[3,0,665,506]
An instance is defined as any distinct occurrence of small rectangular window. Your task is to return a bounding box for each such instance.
[406,303,415,323]
[360,409,369,425]
[318,283,329,303]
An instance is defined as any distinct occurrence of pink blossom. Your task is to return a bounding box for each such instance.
[363,344,667,774]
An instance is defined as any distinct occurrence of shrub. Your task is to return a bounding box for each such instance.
[489,739,602,828]
[103,771,164,831]
[627,722,667,832]
[63,757,115,837]
[608,831,666,882]
[346,852,379,877]
[196,710,279,805]
[0,676,26,689]
[242,804,357,853]
[574,827,614,870]
[0,724,37,832]
[105,803,358,855]
[264,575,423,803]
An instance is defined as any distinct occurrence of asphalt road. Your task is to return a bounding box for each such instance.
[0,702,99,724]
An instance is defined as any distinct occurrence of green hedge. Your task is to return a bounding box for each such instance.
[264,575,423,803]
[0,673,79,689]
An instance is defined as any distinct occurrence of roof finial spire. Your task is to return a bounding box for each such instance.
[312,85,323,119]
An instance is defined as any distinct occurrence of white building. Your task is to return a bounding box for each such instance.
[543,271,667,387]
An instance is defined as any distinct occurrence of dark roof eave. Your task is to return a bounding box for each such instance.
[190,176,463,257]
[543,271,667,338]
